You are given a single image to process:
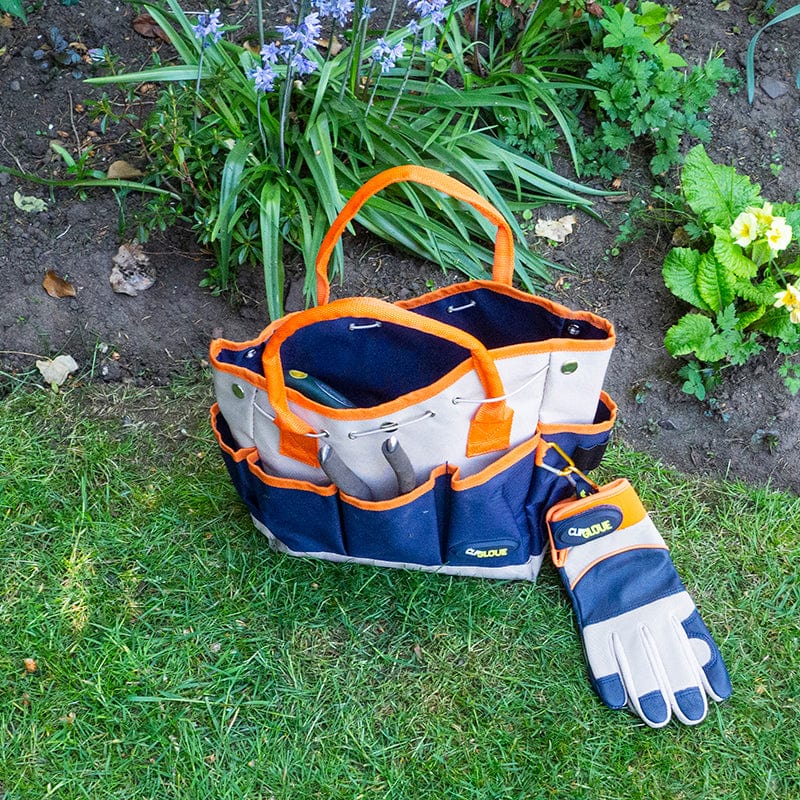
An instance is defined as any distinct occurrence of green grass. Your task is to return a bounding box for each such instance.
[1,375,798,799]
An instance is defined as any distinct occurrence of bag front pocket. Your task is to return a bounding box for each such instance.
[445,434,540,569]
[339,465,451,566]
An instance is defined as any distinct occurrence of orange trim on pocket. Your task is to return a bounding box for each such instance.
[452,432,540,491]
[245,450,337,496]
[536,392,617,442]
[339,463,454,511]
[210,403,255,461]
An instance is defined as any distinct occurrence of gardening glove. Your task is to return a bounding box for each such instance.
[545,478,732,728]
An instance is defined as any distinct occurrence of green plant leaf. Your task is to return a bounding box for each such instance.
[697,252,735,311]
[711,226,758,279]
[212,138,251,290]
[664,313,728,361]
[681,145,762,228]
[746,4,800,102]
[662,248,711,310]
[259,181,283,322]
[752,306,797,342]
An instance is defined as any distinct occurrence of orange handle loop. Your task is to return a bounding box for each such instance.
[315,165,516,305]
[262,296,514,465]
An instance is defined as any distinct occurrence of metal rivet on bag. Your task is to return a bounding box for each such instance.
[561,361,579,375]
[245,348,257,359]
[231,383,245,398]
[567,323,581,336]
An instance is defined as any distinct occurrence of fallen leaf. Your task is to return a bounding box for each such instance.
[413,644,423,660]
[534,214,577,243]
[317,35,342,56]
[24,658,38,673]
[611,177,623,190]
[106,160,144,179]
[36,354,79,387]
[109,242,155,296]
[14,191,47,213]
[0,14,13,29]
[43,270,77,298]
[671,226,692,247]
[132,13,170,42]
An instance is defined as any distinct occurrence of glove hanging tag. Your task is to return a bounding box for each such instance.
[539,441,600,498]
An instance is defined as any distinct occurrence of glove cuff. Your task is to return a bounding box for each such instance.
[546,479,663,571]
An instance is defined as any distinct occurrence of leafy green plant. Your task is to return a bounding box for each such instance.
[577,2,736,177]
[85,0,606,320]
[662,145,800,396]
[0,0,27,22]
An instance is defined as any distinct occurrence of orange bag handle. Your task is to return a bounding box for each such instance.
[315,165,516,305]
[262,296,514,466]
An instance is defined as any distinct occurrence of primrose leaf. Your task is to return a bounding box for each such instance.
[662,247,711,310]
[711,227,758,279]
[682,145,762,228]
[697,252,735,311]
[752,306,797,342]
[665,313,727,361]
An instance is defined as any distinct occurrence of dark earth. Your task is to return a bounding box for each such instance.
[1,0,799,493]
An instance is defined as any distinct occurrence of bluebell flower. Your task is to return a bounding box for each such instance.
[371,38,406,73]
[277,12,322,50]
[250,63,277,93]
[291,52,318,76]
[361,5,376,20]
[260,41,281,64]
[407,0,447,27]
[420,38,435,54]
[314,0,354,26]
[192,8,224,48]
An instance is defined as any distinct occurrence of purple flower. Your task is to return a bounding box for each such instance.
[314,0,354,26]
[420,38,435,54]
[260,41,281,63]
[250,63,277,93]
[291,52,318,76]
[371,38,406,73]
[407,0,447,26]
[277,11,322,50]
[192,8,224,48]
[361,5,376,20]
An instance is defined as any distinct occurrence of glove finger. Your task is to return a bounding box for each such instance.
[608,630,672,728]
[681,609,733,702]
[665,615,709,725]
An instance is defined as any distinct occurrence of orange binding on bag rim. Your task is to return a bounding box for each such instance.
[261,296,515,466]
[315,165,516,305]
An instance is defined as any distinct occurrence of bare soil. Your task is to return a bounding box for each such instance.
[1,0,799,493]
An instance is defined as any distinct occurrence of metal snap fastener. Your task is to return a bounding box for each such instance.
[231,383,245,398]
[245,348,257,359]
[560,361,579,375]
[567,323,581,336]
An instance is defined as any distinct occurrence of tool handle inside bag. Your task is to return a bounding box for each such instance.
[314,165,516,305]
[261,296,514,466]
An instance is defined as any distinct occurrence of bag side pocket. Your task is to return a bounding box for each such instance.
[527,392,617,551]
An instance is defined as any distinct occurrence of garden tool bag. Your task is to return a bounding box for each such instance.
[209,165,617,581]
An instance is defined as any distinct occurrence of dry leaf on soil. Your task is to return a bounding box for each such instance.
[534,214,577,243]
[106,160,144,179]
[42,270,77,298]
[24,658,38,673]
[14,191,47,213]
[36,354,79,387]
[132,13,170,42]
[109,242,154,296]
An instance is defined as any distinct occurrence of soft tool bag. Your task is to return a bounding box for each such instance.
[210,165,616,581]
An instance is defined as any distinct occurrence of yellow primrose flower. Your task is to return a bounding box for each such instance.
[791,307,800,325]
[766,217,792,252]
[774,283,800,311]
[730,211,759,247]
[746,201,774,230]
